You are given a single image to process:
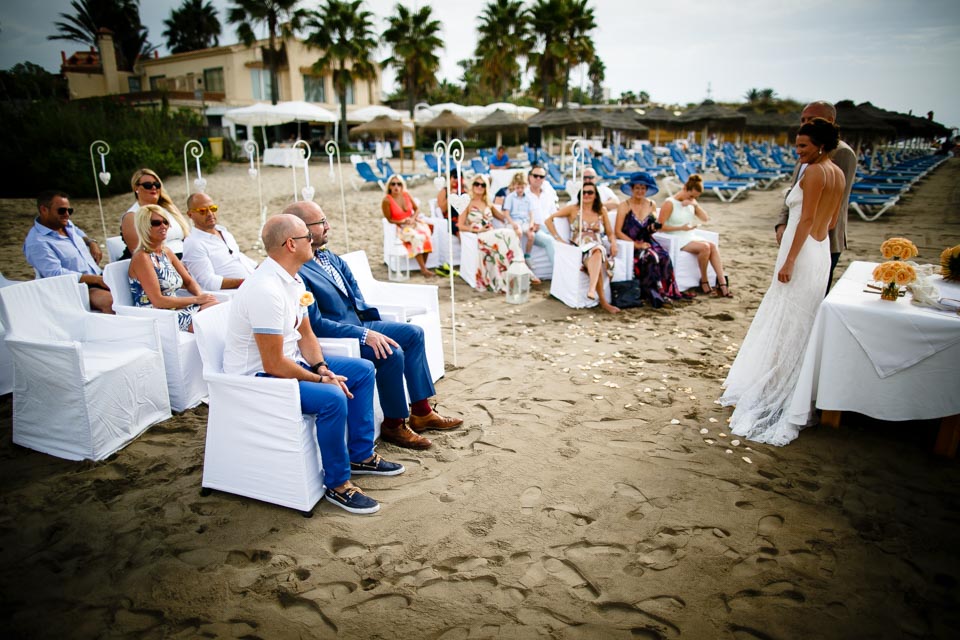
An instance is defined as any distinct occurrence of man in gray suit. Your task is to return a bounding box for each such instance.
[775,101,858,293]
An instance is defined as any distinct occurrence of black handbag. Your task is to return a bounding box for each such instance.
[610,279,643,308]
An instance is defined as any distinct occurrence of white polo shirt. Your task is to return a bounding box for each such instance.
[223,257,307,376]
[182,224,258,290]
[528,185,559,225]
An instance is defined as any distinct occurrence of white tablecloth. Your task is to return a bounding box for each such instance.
[263,148,301,167]
[789,261,960,423]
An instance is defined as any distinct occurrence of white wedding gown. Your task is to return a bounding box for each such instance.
[719,181,830,445]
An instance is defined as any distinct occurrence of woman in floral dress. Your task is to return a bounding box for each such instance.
[381,175,435,277]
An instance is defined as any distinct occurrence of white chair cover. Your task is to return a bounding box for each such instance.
[381,218,442,270]
[0,275,170,460]
[428,198,461,267]
[106,236,126,263]
[0,272,22,395]
[342,250,445,383]
[192,302,374,514]
[548,213,633,309]
[102,260,207,412]
[653,230,718,291]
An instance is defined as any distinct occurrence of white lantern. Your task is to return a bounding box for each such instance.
[505,262,531,304]
[387,245,410,282]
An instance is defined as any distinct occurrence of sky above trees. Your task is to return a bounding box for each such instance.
[1,0,958,128]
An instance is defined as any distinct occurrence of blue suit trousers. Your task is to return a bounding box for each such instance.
[360,320,435,419]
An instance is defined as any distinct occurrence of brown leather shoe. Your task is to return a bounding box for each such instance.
[408,411,464,433]
[379,421,432,450]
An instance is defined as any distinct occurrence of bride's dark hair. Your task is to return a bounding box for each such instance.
[797,118,840,152]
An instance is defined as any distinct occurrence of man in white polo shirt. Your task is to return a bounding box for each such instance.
[222,213,403,515]
[182,192,258,290]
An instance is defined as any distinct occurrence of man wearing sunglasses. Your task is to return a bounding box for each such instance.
[284,200,463,451]
[23,190,114,314]
[182,192,258,290]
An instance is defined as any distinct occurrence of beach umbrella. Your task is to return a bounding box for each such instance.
[466,109,529,148]
[675,100,747,170]
[600,110,649,134]
[224,102,292,147]
[833,100,897,153]
[483,102,537,119]
[527,109,602,166]
[738,108,797,145]
[347,105,405,123]
[349,115,414,170]
[421,109,471,142]
[635,106,677,146]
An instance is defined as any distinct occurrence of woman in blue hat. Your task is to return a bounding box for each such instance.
[614,172,691,307]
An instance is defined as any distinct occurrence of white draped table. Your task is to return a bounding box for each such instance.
[788,261,960,456]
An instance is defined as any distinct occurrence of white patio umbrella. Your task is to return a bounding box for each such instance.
[271,101,338,123]
[223,103,291,147]
[348,105,404,123]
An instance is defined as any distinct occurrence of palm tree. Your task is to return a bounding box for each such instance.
[382,3,443,118]
[587,57,604,103]
[163,0,221,54]
[619,90,636,105]
[226,0,309,104]
[49,0,155,71]
[474,0,530,101]
[638,90,650,104]
[528,0,597,108]
[743,88,761,104]
[306,0,378,146]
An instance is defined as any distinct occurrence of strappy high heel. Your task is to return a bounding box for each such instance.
[699,280,713,295]
[715,276,733,298]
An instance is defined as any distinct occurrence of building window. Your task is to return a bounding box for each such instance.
[303,75,325,103]
[203,67,224,93]
[345,78,354,105]
[128,76,142,93]
[149,75,165,90]
[251,69,273,101]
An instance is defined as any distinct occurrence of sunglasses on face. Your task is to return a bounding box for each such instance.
[57,207,74,215]
[288,232,314,243]
[189,204,219,214]
[138,181,162,190]
[583,175,596,180]
[530,173,546,179]
[473,182,486,188]
[150,218,170,227]
[389,182,402,187]
[582,190,597,196]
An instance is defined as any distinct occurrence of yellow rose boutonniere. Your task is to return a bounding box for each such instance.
[299,292,315,307]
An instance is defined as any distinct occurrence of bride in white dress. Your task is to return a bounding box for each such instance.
[719,119,846,445]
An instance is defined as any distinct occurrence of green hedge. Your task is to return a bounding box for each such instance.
[0,97,218,198]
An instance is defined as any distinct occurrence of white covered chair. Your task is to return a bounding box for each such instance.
[193,302,372,516]
[0,272,23,395]
[102,259,206,412]
[549,212,633,309]
[0,275,171,461]
[342,250,445,383]
[653,229,719,292]
[106,236,126,263]
[381,218,443,271]
[429,198,461,267]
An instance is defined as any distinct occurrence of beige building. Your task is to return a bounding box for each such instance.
[62,29,382,136]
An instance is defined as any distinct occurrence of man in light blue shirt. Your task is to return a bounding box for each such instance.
[23,190,113,313]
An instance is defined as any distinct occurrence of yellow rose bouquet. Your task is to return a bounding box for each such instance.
[872,260,917,301]
[941,244,960,281]
[880,237,918,260]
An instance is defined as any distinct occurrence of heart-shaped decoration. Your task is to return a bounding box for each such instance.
[301,185,316,202]
[448,193,471,213]
[566,179,581,197]
[98,171,111,186]
[432,176,445,191]
[248,168,258,178]
[193,177,207,193]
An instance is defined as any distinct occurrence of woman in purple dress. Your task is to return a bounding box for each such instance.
[614,172,689,308]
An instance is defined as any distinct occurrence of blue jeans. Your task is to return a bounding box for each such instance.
[533,228,556,265]
[359,320,435,419]
[261,355,377,489]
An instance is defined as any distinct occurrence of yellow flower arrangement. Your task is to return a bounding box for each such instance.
[299,292,315,307]
[872,260,917,300]
[880,237,918,260]
[941,244,960,281]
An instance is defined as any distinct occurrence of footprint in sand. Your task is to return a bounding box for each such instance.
[520,486,542,514]
[757,514,784,537]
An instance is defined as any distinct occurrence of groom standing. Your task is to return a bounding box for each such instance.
[775,100,858,292]
[283,201,463,451]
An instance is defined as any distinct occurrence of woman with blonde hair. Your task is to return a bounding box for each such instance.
[381,174,435,277]
[657,173,730,296]
[120,168,191,259]
[462,173,538,291]
[128,204,217,332]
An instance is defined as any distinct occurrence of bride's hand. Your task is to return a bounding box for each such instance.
[777,260,794,283]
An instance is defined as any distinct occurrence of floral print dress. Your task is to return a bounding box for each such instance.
[621,211,682,306]
[462,206,532,293]
[387,192,433,258]
[570,211,614,279]
[130,250,199,331]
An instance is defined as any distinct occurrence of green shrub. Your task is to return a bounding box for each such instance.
[0,97,219,198]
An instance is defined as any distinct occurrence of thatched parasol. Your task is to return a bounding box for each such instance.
[676,101,747,169]
[466,109,528,148]
[349,115,411,137]
[421,109,471,142]
[600,110,650,134]
[833,100,897,151]
[635,106,677,145]
[526,109,602,168]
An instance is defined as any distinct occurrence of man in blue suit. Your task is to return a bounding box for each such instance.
[284,201,463,450]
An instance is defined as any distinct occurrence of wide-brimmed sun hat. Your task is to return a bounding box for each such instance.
[620,171,659,197]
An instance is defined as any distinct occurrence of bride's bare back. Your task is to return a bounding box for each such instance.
[803,160,846,242]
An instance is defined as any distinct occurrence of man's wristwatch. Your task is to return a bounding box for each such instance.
[310,360,328,374]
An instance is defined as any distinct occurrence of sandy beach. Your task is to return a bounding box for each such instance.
[1,156,958,639]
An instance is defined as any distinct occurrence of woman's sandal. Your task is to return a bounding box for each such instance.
[715,276,733,298]
[699,280,713,295]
